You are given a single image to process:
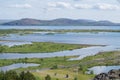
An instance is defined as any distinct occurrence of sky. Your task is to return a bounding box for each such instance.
[0,0,120,22]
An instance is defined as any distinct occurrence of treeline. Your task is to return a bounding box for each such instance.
[0,70,36,80]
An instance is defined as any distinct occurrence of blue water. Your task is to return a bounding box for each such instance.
[88,66,120,74]
[0,25,120,30]
[0,41,32,47]
[0,63,40,72]
[0,32,120,46]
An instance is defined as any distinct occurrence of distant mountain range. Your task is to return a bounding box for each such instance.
[1,18,120,26]
[0,20,13,24]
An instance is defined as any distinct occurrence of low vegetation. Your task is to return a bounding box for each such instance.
[0,29,120,36]
[0,56,94,80]
[0,70,36,80]
[0,42,89,53]
[0,29,33,36]
[79,51,120,68]
[0,51,120,69]
[32,69,94,80]
[0,56,78,67]
[0,64,94,80]
[0,51,120,80]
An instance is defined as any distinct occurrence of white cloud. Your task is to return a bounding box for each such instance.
[94,3,120,10]
[73,0,100,2]
[74,3,120,10]
[47,2,120,10]
[74,4,93,9]
[10,4,32,8]
[48,2,72,9]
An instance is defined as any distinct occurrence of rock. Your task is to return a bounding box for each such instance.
[108,69,120,80]
[93,73,109,80]
[93,69,120,80]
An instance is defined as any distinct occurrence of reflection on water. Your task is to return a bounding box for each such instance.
[88,66,120,74]
[0,63,40,72]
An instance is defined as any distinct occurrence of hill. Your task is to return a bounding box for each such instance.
[2,18,120,26]
[0,20,13,24]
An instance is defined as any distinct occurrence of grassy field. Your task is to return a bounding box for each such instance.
[79,51,120,67]
[0,56,79,67]
[0,42,89,53]
[32,69,94,80]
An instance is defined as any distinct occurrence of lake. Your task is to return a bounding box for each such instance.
[88,66,120,74]
[0,63,40,72]
[0,32,120,46]
[0,25,120,30]
[0,26,120,72]
[0,26,120,60]
[0,41,32,47]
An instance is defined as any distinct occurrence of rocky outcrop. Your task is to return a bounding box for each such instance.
[93,69,120,80]
[108,69,120,80]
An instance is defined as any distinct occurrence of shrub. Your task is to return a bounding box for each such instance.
[45,74,51,80]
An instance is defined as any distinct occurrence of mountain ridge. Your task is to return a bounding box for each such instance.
[1,18,120,26]
[0,20,13,24]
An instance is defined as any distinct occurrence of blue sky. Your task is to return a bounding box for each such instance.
[0,0,120,22]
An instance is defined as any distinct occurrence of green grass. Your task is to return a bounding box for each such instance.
[16,51,120,80]
[0,56,79,67]
[32,69,94,80]
[0,42,89,53]
[0,29,34,36]
[79,51,120,68]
